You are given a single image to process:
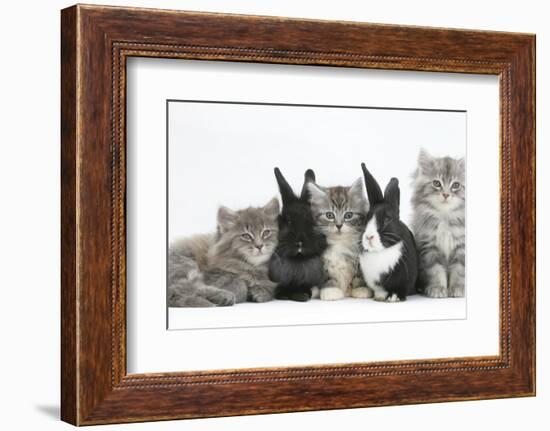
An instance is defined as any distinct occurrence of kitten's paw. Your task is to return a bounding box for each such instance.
[351,287,373,299]
[210,290,236,307]
[386,293,401,303]
[310,286,320,299]
[424,284,449,298]
[169,295,216,308]
[248,286,274,303]
[373,291,389,302]
[449,284,465,298]
[320,287,345,301]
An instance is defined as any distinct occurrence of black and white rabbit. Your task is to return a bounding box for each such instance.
[359,163,419,302]
[269,168,327,302]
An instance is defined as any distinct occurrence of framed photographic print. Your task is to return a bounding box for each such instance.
[61,4,536,425]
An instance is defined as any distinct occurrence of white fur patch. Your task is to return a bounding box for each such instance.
[246,253,270,266]
[387,293,401,302]
[362,217,384,252]
[360,241,403,289]
[321,234,358,296]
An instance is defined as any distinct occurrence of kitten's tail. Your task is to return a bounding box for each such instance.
[167,239,205,307]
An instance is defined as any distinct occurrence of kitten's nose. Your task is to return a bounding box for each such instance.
[255,244,264,251]
[336,224,343,230]
[296,241,303,247]
[442,193,450,199]
[367,235,374,242]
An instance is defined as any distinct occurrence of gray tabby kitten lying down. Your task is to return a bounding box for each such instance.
[411,149,465,298]
[308,179,371,300]
[168,198,280,307]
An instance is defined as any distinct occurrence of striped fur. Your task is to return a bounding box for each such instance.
[168,198,280,307]
[307,179,370,299]
[411,149,466,298]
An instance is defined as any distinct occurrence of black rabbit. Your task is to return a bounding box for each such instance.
[268,168,327,302]
[359,163,419,302]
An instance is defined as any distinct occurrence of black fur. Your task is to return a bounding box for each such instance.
[268,168,327,301]
[361,163,419,301]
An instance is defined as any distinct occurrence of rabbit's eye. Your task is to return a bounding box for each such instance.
[451,181,461,190]
[262,229,271,239]
[325,212,335,220]
[432,179,442,188]
[344,212,353,220]
[241,233,253,241]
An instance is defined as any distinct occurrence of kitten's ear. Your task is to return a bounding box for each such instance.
[217,206,239,234]
[349,177,368,211]
[384,178,400,217]
[300,169,316,200]
[274,167,296,205]
[457,157,465,175]
[307,182,326,205]
[263,197,280,218]
[350,177,365,197]
[361,163,384,206]
[418,148,433,174]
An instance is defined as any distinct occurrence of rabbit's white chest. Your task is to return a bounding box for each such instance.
[360,241,403,287]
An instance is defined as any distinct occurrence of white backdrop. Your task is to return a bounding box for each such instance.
[0,1,547,430]
[127,58,498,371]
[168,100,465,240]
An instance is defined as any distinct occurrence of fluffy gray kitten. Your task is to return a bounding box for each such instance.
[411,149,465,298]
[307,179,371,300]
[168,198,280,307]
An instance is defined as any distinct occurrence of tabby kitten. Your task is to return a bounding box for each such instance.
[168,198,280,307]
[411,149,465,298]
[307,179,371,300]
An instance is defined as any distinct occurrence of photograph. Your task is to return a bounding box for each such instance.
[166,100,466,329]
[53,3,536,426]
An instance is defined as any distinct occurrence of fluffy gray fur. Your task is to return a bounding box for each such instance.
[307,179,371,300]
[411,149,466,298]
[168,198,280,307]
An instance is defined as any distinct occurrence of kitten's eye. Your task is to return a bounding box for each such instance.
[451,181,461,190]
[241,233,253,241]
[325,212,335,220]
[262,229,271,239]
[344,212,353,220]
[432,180,442,188]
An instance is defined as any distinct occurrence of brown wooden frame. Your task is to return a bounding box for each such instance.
[61,4,536,425]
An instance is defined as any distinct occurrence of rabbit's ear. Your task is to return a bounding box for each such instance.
[263,196,280,217]
[361,163,383,206]
[384,178,400,217]
[274,167,296,205]
[217,206,239,234]
[300,169,316,200]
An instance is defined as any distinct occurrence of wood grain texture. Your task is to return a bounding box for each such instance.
[60,5,78,425]
[60,4,536,425]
